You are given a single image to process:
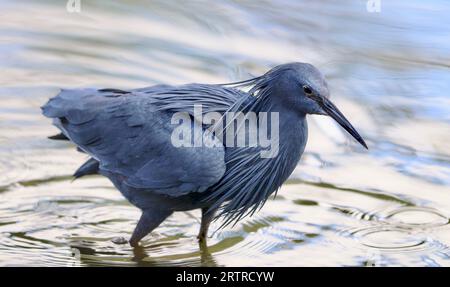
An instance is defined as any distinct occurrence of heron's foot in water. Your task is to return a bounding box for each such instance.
[196,206,216,245]
[197,232,207,244]
[197,234,210,252]
[111,236,128,245]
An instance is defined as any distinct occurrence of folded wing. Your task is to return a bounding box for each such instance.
[42,88,226,197]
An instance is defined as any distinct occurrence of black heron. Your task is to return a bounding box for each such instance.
[42,62,367,247]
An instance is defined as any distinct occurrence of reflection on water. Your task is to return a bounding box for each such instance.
[0,0,449,266]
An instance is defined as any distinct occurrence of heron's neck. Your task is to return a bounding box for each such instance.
[253,97,308,167]
[205,102,309,222]
[278,111,308,176]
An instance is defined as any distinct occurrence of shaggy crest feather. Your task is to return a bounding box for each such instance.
[144,66,296,227]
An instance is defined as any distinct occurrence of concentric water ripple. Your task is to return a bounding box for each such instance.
[350,227,428,251]
[336,205,450,266]
[385,206,450,229]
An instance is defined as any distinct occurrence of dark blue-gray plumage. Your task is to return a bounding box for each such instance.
[42,62,367,247]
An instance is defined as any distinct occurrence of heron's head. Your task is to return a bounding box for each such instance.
[260,62,367,149]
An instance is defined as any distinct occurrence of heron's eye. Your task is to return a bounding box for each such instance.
[303,85,313,96]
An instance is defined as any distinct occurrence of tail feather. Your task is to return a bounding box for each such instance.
[48,132,69,140]
[73,157,99,179]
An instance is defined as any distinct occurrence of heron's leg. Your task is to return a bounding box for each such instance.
[129,209,172,247]
[197,206,217,243]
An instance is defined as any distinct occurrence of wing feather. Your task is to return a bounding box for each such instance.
[42,88,226,197]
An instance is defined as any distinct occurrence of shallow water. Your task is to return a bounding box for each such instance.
[1,0,450,266]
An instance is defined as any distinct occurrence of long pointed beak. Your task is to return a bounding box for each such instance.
[319,97,368,149]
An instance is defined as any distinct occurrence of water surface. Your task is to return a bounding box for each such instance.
[0,0,449,266]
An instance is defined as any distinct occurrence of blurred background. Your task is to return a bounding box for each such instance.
[0,0,449,266]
